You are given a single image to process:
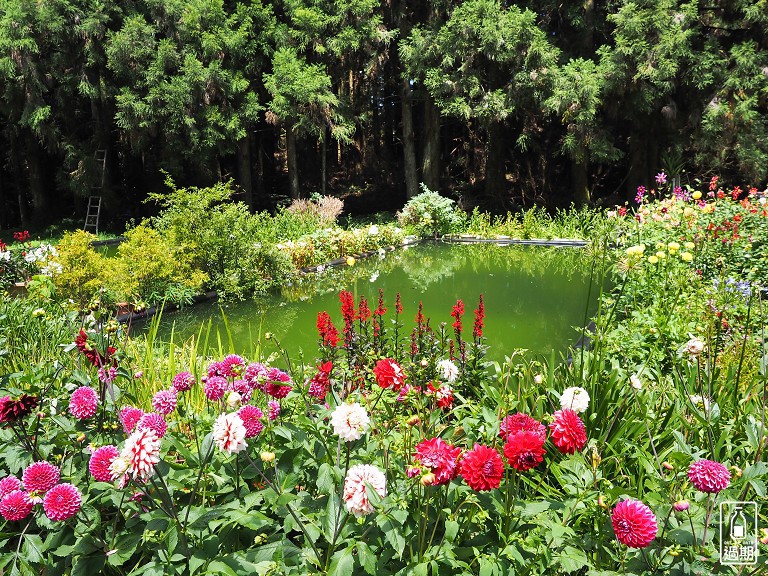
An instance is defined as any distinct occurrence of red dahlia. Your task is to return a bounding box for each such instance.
[414,437,462,485]
[549,409,587,454]
[503,431,546,472]
[499,413,547,442]
[373,358,405,390]
[460,444,504,492]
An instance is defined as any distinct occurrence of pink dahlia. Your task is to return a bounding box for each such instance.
[207,361,224,378]
[204,376,227,401]
[688,459,730,493]
[22,461,60,494]
[0,475,21,498]
[503,431,546,472]
[137,412,167,439]
[499,413,547,442]
[69,386,99,419]
[220,354,246,378]
[413,437,462,485]
[266,382,292,399]
[89,445,120,482]
[237,405,264,438]
[244,362,268,389]
[98,366,117,384]
[212,413,247,454]
[267,400,280,421]
[151,389,178,416]
[373,358,405,390]
[43,483,82,521]
[119,406,144,433]
[611,499,658,548]
[231,379,253,403]
[0,490,33,521]
[460,444,504,492]
[549,409,587,454]
[121,427,161,481]
[343,464,387,516]
[172,371,195,392]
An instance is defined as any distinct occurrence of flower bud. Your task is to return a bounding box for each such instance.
[597,495,608,509]
[662,461,674,471]
[730,465,742,479]
[406,466,420,478]
[673,500,690,512]
[260,451,275,463]
[406,415,420,426]
[346,256,356,266]
[420,472,436,486]
[533,374,544,385]
[76,433,86,443]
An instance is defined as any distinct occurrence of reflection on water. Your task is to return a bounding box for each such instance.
[138,242,601,362]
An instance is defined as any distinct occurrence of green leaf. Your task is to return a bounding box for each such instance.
[558,546,589,573]
[22,535,43,564]
[356,541,377,575]
[72,555,106,576]
[205,560,239,576]
[444,520,459,542]
[327,547,354,576]
[376,514,405,558]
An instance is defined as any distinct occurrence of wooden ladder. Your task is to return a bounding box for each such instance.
[84,196,102,234]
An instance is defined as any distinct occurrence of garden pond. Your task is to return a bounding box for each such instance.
[136,241,602,362]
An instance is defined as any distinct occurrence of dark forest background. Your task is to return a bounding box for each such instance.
[1,0,766,229]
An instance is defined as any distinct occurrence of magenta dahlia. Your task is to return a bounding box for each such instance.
[611,499,658,548]
[204,376,227,401]
[137,412,167,439]
[503,431,546,472]
[43,483,82,521]
[151,389,178,416]
[460,444,504,492]
[549,409,587,454]
[22,461,60,494]
[237,405,264,438]
[0,490,33,521]
[171,371,195,392]
[0,475,21,498]
[119,406,145,433]
[231,379,253,403]
[220,354,246,378]
[89,445,120,482]
[267,400,280,421]
[688,459,730,493]
[69,386,99,419]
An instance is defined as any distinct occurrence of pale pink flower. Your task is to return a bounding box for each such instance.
[267,400,280,421]
[151,389,177,416]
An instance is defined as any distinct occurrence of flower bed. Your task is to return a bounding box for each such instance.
[0,177,766,575]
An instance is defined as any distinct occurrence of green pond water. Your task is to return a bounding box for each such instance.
[137,242,601,363]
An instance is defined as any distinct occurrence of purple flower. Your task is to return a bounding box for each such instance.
[655,172,667,185]
[635,186,646,204]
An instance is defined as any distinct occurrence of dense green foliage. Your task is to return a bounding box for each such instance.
[1,0,767,228]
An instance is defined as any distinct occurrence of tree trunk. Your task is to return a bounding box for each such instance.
[401,78,419,199]
[25,134,49,226]
[321,132,327,196]
[286,127,300,199]
[421,95,440,191]
[571,153,590,204]
[237,135,254,210]
[484,122,506,200]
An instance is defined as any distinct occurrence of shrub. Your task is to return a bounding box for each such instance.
[397,184,464,237]
[50,230,108,309]
[285,195,344,227]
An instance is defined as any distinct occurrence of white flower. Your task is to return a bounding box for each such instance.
[630,374,642,390]
[225,391,242,410]
[316,264,326,274]
[331,402,370,442]
[377,248,386,258]
[212,413,248,455]
[343,464,386,516]
[368,224,379,236]
[533,374,544,385]
[369,271,380,283]
[559,387,590,414]
[436,359,459,383]
[689,394,712,414]
[0,251,10,261]
[685,337,705,357]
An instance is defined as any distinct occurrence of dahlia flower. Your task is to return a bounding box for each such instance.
[120,427,161,481]
[413,437,462,485]
[558,387,590,414]
[22,461,60,494]
[499,413,547,442]
[171,371,195,392]
[43,483,82,521]
[331,402,370,442]
[436,359,459,383]
[119,406,144,433]
[204,376,227,401]
[460,444,504,492]
[137,412,167,439]
[373,358,405,390]
[237,405,264,438]
[0,490,33,521]
[343,464,386,516]
[212,413,248,455]
[0,475,21,498]
[549,409,587,454]
[503,431,546,472]
[69,386,99,420]
[688,459,730,493]
[89,445,120,482]
[151,389,177,416]
[612,499,658,548]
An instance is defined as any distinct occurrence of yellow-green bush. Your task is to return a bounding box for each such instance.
[50,230,109,308]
